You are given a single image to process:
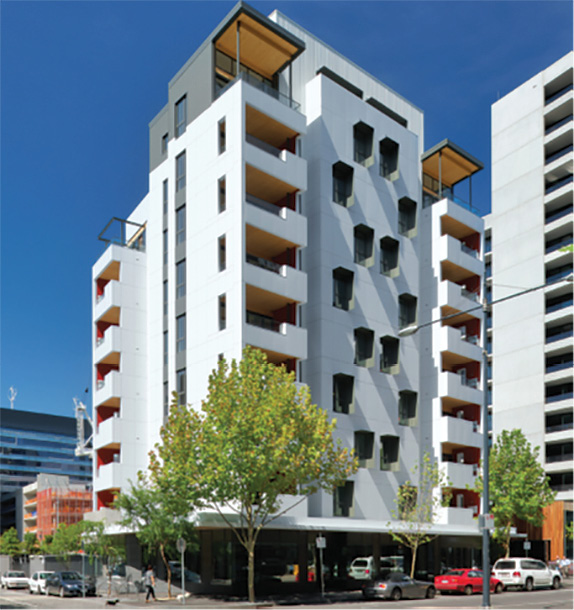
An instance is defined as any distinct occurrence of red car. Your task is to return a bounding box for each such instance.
[434,569,504,595]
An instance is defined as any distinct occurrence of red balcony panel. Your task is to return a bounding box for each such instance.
[462,232,481,254]
[272,302,297,325]
[97,446,120,468]
[272,246,297,268]
[97,489,118,510]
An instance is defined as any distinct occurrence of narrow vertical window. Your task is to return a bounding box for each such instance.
[218,119,226,154]
[175,96,187,138]
[176,206,186,244]
[354,327,374,368]
[218,235,226,271]
[398,294,417,330]
[163,331,168,365]
[332,162,353,207]
[398,390,418,426]
[380,336,400,374]
[218,176,226,213]
[176,369,186,405]
[380,436,400,471]
[163,382,169,417]
[353,122,374,166]
[398,197,417,237]
[176,314,186,352]
[354,224,374,267]
[163,280,168,315]
[333,481,354,517]
[380,237,399,277]
[161,133,168,155]
[332,268,354,310]
[176,260,186,298]
[162,179,168,215]
[380,138,399,181]
[333,374,354,414]
[219,294,226,330]
[176,151,186,192]
[163,230,168,265]
[354,431,375,468]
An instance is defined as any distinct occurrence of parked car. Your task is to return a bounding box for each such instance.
[45,571,96,597]
[349,556,403,580]
[363,572,436,600]
[168,561,201,583]
[492,558,561,591]
[434,568,503,595]
[28,571,54,594]
[1,571,29,589]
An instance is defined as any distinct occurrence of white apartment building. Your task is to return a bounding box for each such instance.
[487,52,573,560]
[92,2,486,589]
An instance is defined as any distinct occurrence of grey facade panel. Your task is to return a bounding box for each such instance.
[149,105,169,173]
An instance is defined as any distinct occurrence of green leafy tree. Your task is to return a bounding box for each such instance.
[82,521,126,596]
[50,522,85,563]
[473,429,555,557]
[149,346,357,603]
[388,453,451,578]
[22,532,41,556]
[0,527,22,556]
[115,479,195,599]
[40,534,53,555]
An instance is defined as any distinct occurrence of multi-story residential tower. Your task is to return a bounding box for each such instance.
[92,2,486,588]
[487,52,573,559]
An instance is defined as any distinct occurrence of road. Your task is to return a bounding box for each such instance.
[1,581,572,610]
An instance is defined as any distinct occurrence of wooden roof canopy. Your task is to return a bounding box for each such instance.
[214,7,304,81]
[422,140,484,188]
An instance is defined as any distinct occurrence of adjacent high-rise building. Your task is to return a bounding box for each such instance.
[487,51,573,559]
[92,2,486,586]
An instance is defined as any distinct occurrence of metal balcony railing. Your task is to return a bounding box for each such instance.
[246,310,280,332]
[246,253,281,274]
[545,83,573,105]
[545,114,573,135]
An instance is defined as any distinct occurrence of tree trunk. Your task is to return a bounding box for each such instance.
[410,544,418,579]
[247,541,255,604]
[160,543,172,599]
[504,527,511,558]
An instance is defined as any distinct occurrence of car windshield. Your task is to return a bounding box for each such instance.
[39,573,51,579]
[61,572,81,582]
[445,570,464,576]
[352,560,368,567]
[8,572,26,578]
[495,561,515,570]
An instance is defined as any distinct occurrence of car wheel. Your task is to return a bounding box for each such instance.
[524,578,533,592]
[59,586,66,598]
[29,587,33,595]
[391,587,402,601]
[494,583,503,594]
[464,584,473,596]
[426,586,436,599]
[552,576,560,590]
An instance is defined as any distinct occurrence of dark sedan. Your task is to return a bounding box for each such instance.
[363,572,436,600]
[45,571,96,597]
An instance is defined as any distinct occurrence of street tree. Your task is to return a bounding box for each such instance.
[148,346,357,603]
[82,521,126,596]
[473,428,555,557]
[388,453,451,578]
[22,532,41,556]
[115,478,196,599]
[0,527,22,556]
[50,522,85,563]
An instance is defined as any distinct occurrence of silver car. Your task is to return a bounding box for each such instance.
[363,572,436,600]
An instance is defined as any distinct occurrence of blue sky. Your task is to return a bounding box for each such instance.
[1,0,572,419]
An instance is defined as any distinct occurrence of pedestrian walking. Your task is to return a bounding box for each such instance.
[144,564,157,602]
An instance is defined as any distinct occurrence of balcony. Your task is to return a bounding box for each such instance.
[438,414,482,449]
[95,413,123,450]
[94,370,121,408]
[545,83,573,106]
[441,462,477,490]
[439,235,482,278]
[439,325,482,363]
[244,314,307,361]
[245,199,307,251]
[94,325,121,365]
[94,280,121,324]
[95,461,123,492]
[437,506,478,528]
[438,280,482,322]
[439,370,482,405]
[244,258,307,304]
[245,140,306,193]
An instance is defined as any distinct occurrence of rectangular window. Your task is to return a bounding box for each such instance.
[176,369,186,406]
[354,431,375,468]
[332,267,354,310]
[219,294,226,330]
[354,224,374,267]
[175,96,187,138]
[218,119,226,154]
[380,336,400,374]
[333,373,354,414]
[398,197,417,237]
[380,236,399,276]
[333,481,354,517]
[332,162,353,207]
[218,235,226,272]
[163,280,168,315]
[161,133,169,155]
[163,331,168,365]
[176,314,186,352]
[176,206,186,244]
[380,137,399,181]
[380,435,400,471]
[354,327,374,368]
[176,260,186,298]
[176,151,186,192]
[163,230,168,265]
[398,294,417,329]
[162,179,168,215]
[353,122,374,166]
[218,176,226,213]
[163,382,169,417]
[398,390,418,426]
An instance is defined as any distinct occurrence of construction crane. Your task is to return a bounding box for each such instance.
[74,397,93,457]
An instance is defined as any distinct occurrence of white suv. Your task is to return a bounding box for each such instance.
[492,558,561,591]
